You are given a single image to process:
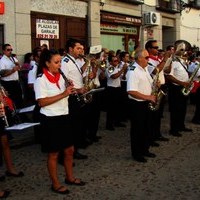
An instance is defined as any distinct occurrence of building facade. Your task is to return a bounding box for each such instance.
[0,0,199,62]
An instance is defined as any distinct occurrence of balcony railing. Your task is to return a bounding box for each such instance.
[156,0,181,13]
[156,0,200,14]
[115,0,144,4]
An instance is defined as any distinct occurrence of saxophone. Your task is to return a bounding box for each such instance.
[82,58,94,104]
[181,63,200,96]
[148,67,166,111]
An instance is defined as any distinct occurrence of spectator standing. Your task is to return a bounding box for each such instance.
[0,44,23,109]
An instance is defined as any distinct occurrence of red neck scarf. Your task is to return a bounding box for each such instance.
[43,68,60,89]
[148,55,160,62]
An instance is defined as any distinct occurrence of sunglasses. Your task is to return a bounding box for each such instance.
[6,49,13,51]
[144,56,149,60]
[151,46,159,50]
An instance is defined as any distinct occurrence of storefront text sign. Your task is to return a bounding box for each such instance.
[100,24,137,35]
[36,19,59,39]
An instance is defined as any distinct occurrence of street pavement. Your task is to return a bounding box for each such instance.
[0,103,200,200]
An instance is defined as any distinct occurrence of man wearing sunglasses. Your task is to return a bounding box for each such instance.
[145,40,171,145]
[0,44,23,109]
[127,49,157,163]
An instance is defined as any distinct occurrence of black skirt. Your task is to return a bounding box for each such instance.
[39,113,74,153]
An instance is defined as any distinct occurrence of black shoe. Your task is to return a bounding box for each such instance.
[170,131,182,137]
[192,119,200,125]
[73,152,88,160]
[106,126,115,131]
[143,152,156,158]
[0,190,10,199]
[89,136,102,143]
[133,156,147,163]
[114,122,126,127]
[156,136,169,142]
[5,171,24,177]
[180,127,192,132]
[0,175,5,182]
[150,142,160,147]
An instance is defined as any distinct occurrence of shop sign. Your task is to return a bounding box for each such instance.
[100,24,137,35]
[36,19,59,39]
[0,2,5,14]
[101,12,141,26]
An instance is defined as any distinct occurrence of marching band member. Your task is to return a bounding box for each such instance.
[34,49,85,195]
[166,41,192,137]
[105,54,128,131]
[145,40,170,144]
[126,49,156,163]
[61,38,88,159]
[118,51,130,121]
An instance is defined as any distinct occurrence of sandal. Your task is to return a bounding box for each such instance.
[0,190,10,199]
[5,170,24,177]
[51,185,70,195]
[65,178,86,186]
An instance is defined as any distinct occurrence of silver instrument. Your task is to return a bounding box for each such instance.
[148,67,166,111]
[182,63,200,96]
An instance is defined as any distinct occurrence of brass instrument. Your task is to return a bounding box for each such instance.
[181,63,200,96]
[107,66,115,74]
[82,58,94,104]
[148,68,166,111]
[0,85,12,127]
[0,102,9,127]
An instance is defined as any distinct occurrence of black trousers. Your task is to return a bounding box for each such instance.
[129,99,152,157]
[168,83,188,132]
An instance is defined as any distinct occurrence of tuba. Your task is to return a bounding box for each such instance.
[148,67,166,111]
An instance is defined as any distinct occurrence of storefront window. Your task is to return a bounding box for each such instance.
[100,34,125,52]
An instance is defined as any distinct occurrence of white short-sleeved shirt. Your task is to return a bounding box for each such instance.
[61,54,83,88]
[0,55,19,81]
[127,62,153,101]
[169,59,189,84]
[28,63,38,84]
[148,57,165,85]
[34,73,69,116]
[105,65,121,87]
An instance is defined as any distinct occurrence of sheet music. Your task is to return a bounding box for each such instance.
[18,105,35,113]
[5,122,40,130]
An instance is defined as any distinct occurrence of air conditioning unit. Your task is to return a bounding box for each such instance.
[143,12,161,26]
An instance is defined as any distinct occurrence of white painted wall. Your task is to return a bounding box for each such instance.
[180,9,200,48]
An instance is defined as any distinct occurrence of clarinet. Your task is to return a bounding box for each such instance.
[58,69,82,103]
